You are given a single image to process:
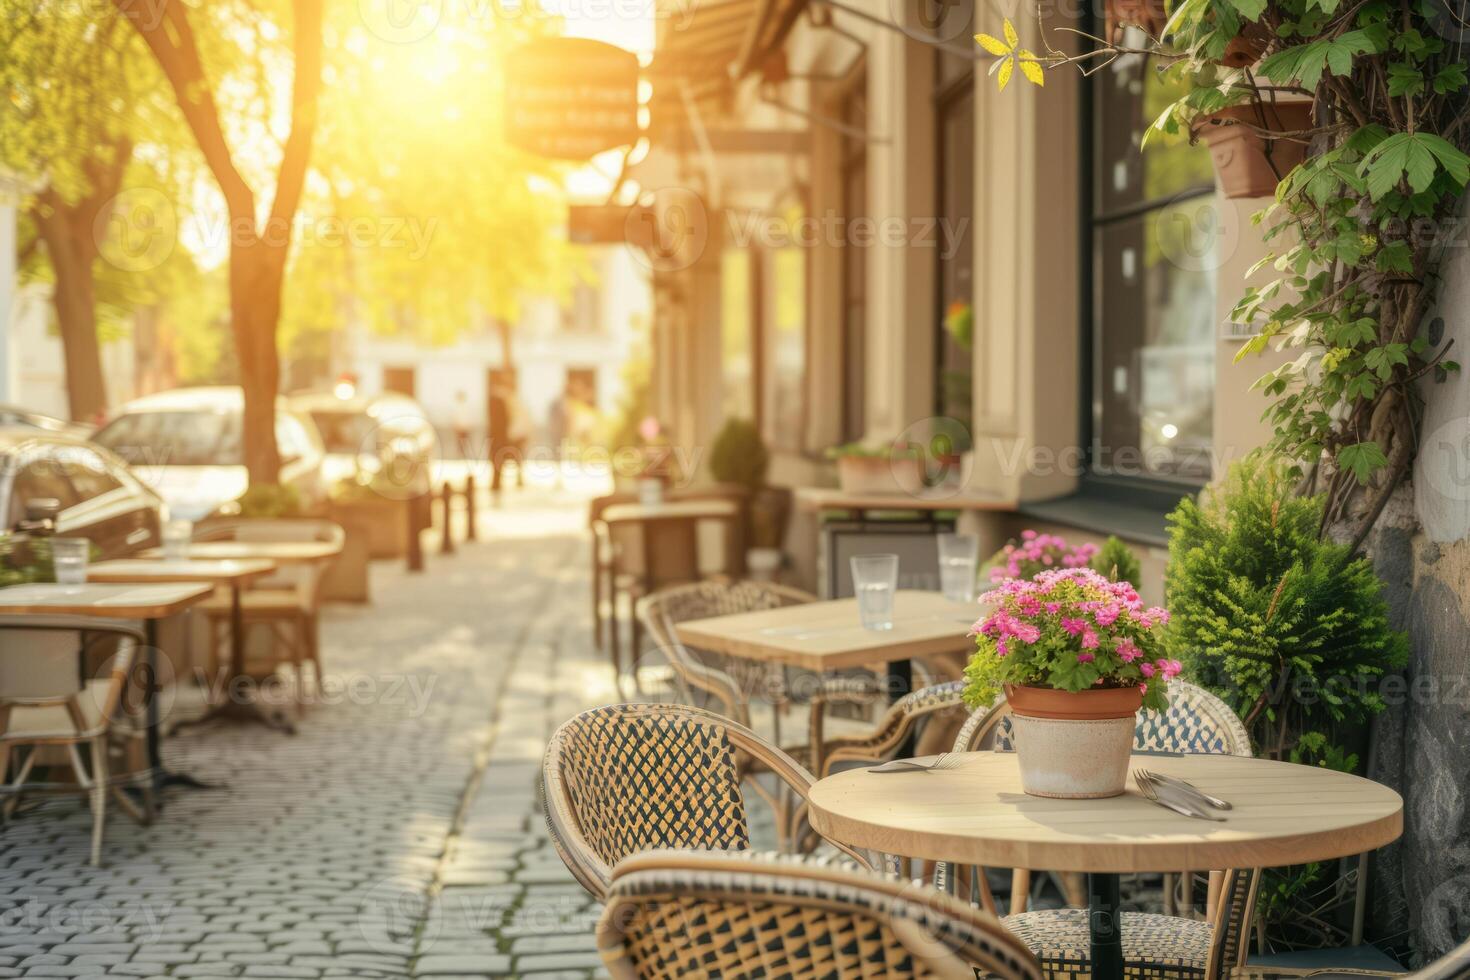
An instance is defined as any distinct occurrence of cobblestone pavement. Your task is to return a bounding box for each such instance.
[0,488,619,979]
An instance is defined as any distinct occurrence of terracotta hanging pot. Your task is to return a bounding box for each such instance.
[1220,20,1273,68]
[1004,684,1143,799]
[1196,101,1314,199]
[1105,0,1168,42]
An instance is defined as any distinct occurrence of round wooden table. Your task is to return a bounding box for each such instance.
[807,751,1403,980]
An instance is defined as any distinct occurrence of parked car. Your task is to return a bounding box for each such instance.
[0,428,164,558]
[288,389,435,499]
[92,387,327,521]
[0,404,92,438]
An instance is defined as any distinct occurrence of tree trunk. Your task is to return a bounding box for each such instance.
[230,238,287,482]
[33,206,108,422]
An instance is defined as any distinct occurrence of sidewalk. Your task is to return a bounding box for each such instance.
[0,489,616,979]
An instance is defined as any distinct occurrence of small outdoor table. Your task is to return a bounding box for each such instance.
[89,558,278,740]
[0,582,215,795]
[673,590,979,770]
[140,542,341,734]
[806,751,1404,980]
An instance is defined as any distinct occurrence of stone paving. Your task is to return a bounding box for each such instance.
[0,488,620,979]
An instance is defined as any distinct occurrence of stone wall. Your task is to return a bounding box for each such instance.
[1368,196,1470,961]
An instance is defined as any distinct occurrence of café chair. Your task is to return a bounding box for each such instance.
[541,702,870,901]
[596,849,1046,980]
[1237,934,1470,980]
[0,616,145,866]
[195,518,344,712]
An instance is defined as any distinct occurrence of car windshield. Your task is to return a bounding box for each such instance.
[310,411,376,454]
[94,410,242,466]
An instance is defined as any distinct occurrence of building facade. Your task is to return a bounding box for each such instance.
[642,0,1469,957]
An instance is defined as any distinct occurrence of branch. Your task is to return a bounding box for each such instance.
[112,0,254,220]
[265,0,324,241]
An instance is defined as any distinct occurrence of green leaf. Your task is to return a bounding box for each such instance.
[1418,133,1470,186]
[1226,0,1269,18]
[1338,442,1389,484]
[1434,63,1468,94]
[1387,62,1427,97]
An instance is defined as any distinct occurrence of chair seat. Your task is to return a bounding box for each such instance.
[1003,908,1214,980]
[2,679,111,741]
[199,589,307,618]
[1244,945,1406,978]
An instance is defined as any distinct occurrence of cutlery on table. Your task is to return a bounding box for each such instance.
[868,753,957,774]
[1133,770,1225,821]
[1139,769,1233,810]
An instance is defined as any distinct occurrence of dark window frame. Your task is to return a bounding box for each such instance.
[1079,37,1217,495]
[933,62,975,422]
[838,69,868,444]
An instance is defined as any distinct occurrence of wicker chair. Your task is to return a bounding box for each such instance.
[946,682,1258,980]
[542,702,870,901]
[0,617,145,866]
[597,849,1046,980]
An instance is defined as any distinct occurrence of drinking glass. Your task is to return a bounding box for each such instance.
[851,554,899,631]
[937,533,980,603]
[52,538,90,586]
[163,519,193,561]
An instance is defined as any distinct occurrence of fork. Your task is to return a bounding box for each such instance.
[1139,769,1233,810]
[1133,770,1225,821]
[868,753,957,774]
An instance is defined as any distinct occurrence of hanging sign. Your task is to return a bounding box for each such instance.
[505,37,640,160]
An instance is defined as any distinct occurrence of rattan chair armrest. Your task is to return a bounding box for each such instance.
[540,735,614,898]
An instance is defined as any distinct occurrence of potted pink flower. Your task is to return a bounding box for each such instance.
[985,530,1099,586]
[963,567,1179,798]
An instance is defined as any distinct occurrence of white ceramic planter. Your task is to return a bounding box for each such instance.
[1009,713,1136,799]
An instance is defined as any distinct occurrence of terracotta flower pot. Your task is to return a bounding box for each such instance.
[1197,102,1314,199]
[1005,684,1143,799]
[1105,0,1167,42]
[835,455,924,496]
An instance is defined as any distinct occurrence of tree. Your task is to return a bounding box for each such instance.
[111,0,324,483]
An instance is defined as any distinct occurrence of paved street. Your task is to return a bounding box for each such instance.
[0,488,618,979]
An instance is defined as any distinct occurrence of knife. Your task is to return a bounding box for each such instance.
[1134,771,1226,821]
[1144,770,1233,810]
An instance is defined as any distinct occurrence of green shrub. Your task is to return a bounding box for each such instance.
[1164,454,1407,943]
[234,483,304,519]
[1090,536,1141,589]
[709,419,769,492]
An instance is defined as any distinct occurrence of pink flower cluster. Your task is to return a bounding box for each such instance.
[988,530,1100,583]
[970,567,1176,690]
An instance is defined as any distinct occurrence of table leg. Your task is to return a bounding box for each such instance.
[888,658,915,756]
[1088,872,1124,980]
[142,618,213,795]
[175,583,295,735]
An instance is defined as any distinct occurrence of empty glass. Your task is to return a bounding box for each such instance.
[52,538,90,586]
[163,519,193,561]
[937,533,980,603]
[851,554,899,631]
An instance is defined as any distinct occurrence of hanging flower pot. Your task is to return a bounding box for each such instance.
[829,447,925,496]
[961,567,1180,799]
[1196,101,1314,199]
[1005,684,1142,798]
[1104,0,1167,43]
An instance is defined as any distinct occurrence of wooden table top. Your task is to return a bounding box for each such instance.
[0,582,214,619]
[795,487,1016,513]
[88,558,277,586]
[601,499,739,524]
[673,590,980,671]
[806,752,1403,873]
[142,540,341,563]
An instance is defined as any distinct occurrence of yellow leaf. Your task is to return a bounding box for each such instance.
[1003,18,1020,48]
[975,32,1010,56]
[1018,52,1045,86]
[997,58,1014,91]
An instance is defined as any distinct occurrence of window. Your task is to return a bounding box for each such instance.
[720,249,756,423]
[763,238,807,451]
[9,458,78,526]
[563,279,601,332]
[839,75,868,443]
[1087,42,1218,484]
[60,448,124,500]
[935,57,975,433]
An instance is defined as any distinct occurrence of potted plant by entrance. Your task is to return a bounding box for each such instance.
[708,418,791,576]
[962,567,1178,798]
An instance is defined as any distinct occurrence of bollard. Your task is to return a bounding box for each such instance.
[406,493,424,572]
[464,474,477,541]
[440,481,456,555]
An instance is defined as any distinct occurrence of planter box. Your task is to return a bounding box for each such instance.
[329,498,410,560]
[321,507,373,603]
[835,455,925,497]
